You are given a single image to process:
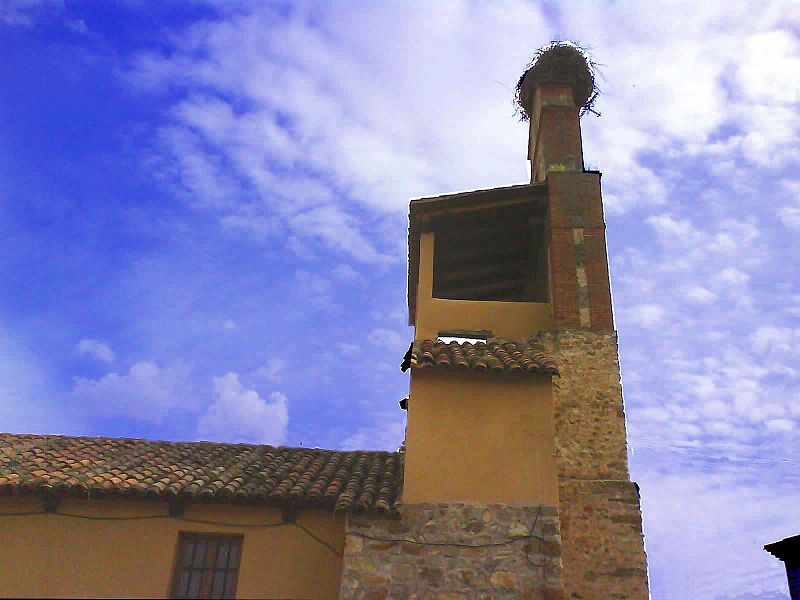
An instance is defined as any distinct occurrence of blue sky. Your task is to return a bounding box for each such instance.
[1,1,799,598]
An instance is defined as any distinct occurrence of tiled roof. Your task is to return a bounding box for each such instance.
[0,434,403,513]
[406,339,559,375]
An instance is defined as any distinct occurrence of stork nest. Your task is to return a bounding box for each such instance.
[515,41,600,120]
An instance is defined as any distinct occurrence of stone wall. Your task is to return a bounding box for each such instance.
[558,480,649,600]
[540,329,630,480]
[339,503,563,599]
[541,329,650,600]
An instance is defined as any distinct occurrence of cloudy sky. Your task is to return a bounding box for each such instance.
[1,1,799,598]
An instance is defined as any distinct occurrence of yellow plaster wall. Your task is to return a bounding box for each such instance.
[0,495,344,599]
[402,369,558,504]
[414,232,553,340]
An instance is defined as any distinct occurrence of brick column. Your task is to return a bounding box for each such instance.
[528,83,584,183]
[547,171,614,332]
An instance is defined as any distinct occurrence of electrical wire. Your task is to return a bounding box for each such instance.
[347,529,546,548]
[345,506,548,556]
[0,510,342,557]
[4,509,559,597]
[346,507,553,599]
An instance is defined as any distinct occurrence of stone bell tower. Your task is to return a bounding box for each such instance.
[340,43,649,599]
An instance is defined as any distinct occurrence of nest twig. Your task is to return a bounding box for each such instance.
[515,40,601,120]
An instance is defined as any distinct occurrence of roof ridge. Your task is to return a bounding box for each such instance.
[0,432,399,456]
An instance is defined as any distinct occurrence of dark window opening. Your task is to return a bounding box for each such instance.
[170,533,243,599]
[432,203,548,302]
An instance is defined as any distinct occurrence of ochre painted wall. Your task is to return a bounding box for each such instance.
[414,232,553,340]
[403,369,558,504]
[0,495,344,599]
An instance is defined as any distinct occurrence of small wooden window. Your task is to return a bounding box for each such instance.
[170,533,243,599]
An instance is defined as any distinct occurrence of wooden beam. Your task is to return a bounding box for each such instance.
[436,259,528,284]
[415,195,544,222]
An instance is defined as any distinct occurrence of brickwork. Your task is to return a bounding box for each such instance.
[529,84,584,182]
[546,172,614,331]
[548,227,580,328]
[539,329,649,599]
[548,173,604,229]
[340,503,564,599]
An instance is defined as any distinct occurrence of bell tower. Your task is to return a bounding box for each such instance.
[340,43,649,599]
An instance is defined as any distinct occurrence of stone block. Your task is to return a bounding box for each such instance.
[490,570,517,589]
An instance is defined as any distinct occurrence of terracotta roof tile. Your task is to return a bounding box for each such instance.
[408,339,558,375]
[0,434,403,513]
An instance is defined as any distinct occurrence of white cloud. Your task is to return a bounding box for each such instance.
[288,205,389,264]
[751,326,800,354]
[626,304,665,328]
[340,411,405,451]
[716,267,750,288]
[367,327,408,351]
[0,0,60,27]
[121,0,799,272]
[124,3,546,260]
[331,263,363,283]
[779,203,800,231]
[685,286,717,305]
[293,268,342,311]
[765,418,793,433]
[777,180,800,231]
[737,30,800,105]
[252,358,287,382]
[646,214,703,244]
[197,373,288,445]
[0,323,72,434]
[64,17,86,35]
[615,176,800,468]
[638,461,797,600]
[75,338,115,363]
[72,362,191,424]
[336,342,360,357]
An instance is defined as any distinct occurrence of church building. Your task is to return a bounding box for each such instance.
[0,43,649,599]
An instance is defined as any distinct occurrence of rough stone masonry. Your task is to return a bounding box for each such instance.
[340,503,563,599]
[338,330,649,600]
[543,329,649,600]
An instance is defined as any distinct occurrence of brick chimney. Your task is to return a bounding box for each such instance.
[517,43,591,183]
[518,44,613,331]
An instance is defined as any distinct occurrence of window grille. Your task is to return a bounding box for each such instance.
[170,533,243,599]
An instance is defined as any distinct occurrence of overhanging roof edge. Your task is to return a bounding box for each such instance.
[406,182,549,326]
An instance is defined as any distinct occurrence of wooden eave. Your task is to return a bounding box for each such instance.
[407,182,548,325]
